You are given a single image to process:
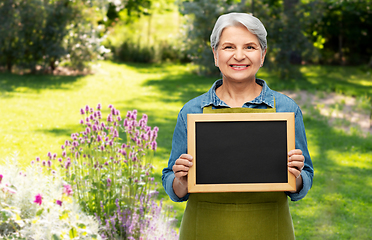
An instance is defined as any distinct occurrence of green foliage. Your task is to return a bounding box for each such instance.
[303,0,372,65]
[104,2,187,64]
[0,0,109,73]
[180,0,372,77]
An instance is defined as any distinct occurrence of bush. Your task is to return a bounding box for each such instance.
[0,154,101,239]
[0,0,110,73]
[35,104,179,239]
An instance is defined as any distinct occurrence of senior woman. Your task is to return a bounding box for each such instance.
[162,12,314,239]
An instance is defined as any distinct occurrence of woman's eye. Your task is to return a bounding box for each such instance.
[246,46,254,50]
[224,46,233,49]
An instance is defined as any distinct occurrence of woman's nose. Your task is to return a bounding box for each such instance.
[234,49,245,61]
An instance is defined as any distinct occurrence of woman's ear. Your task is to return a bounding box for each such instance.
[213,48,218,67]
[261,48,267,66]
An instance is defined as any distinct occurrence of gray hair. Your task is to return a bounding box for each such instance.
[210,12,267,51]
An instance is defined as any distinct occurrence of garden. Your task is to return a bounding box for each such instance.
[1,0,372,239]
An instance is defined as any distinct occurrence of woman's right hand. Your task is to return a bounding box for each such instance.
[172,154,193,198]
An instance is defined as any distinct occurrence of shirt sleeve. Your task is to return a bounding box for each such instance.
[286,107,314,201]
[162,109,190,202]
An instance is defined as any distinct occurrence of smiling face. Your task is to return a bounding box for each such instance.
[213,25,266,83]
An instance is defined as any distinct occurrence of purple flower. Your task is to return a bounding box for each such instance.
[80,119,84,124]
[151,141,157,151]
[85,105,89,112]
[80,108,85,115]
[47,160,52,167]
[62,151,66,157]
[108,104,113,109]
[56,200,62,206]
[97,103,101,110]
[121,150,127,156]
[34,193,43,205]
[0,174,3,183]
[42,161,46,166]
[64,160,71,169]
[63,184,73,196]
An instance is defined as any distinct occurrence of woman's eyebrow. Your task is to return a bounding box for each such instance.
[245,41,259,46]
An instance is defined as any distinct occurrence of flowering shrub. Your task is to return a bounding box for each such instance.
[36,104,178,239]
[0,154,101,239]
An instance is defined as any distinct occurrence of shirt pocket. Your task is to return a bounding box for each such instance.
[196,201,278,240]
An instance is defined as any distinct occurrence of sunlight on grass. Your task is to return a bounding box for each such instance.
[1,61,372,237]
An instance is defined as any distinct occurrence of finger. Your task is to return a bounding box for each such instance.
[173,164,190,173]
[288,149,303,157]
[174,170,188,178]
[179,154,193,161]
[288,167,301,178]
[288,154,304,164]
[288,161,304,171]
[175,158,193,167]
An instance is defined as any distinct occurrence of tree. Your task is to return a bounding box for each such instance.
[304,0,372,65]
[0,0,109,73]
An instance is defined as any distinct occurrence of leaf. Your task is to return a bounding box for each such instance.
[36,208,44,217]
[77,222,86,229]
[52,234,61,240]
[69,227,77,238]
[59,210,69,220]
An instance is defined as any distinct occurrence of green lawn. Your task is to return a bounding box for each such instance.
[0,61,371,239]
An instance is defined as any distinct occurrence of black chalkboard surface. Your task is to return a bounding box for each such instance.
[187,113,296,193]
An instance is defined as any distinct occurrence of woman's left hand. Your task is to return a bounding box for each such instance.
[288,149,304,179]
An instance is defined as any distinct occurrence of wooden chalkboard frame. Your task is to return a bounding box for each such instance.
[187,112,296,193]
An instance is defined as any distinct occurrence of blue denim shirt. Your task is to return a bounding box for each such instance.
[162,79,314,202]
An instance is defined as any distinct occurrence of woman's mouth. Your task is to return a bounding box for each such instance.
[230,64,249,70]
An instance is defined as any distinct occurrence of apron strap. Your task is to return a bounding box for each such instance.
[203,97,276,113]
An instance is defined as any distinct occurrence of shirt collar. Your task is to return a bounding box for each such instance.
[201,79,274,108]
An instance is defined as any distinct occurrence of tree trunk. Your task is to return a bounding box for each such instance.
[284,0,302,65]
[6,57,12,73]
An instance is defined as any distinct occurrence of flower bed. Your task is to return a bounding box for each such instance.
[0,105,178,239]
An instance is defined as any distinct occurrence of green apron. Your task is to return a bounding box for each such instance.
[179,103,295,240]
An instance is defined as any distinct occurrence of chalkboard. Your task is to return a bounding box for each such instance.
[187,113,296,193]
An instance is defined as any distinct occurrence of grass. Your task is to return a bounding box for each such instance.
[1,61,372,239]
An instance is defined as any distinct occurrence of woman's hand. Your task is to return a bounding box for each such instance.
[288,149,304,193]
[172,154,193,198]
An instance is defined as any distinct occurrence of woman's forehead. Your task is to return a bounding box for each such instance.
[219,25,260,44]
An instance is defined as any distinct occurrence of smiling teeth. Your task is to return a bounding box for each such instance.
[231,65,247,68]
